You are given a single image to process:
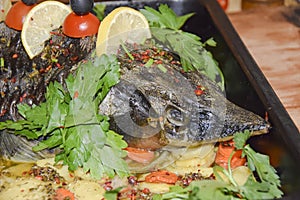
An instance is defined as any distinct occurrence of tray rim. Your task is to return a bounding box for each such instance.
[201,0,300,159]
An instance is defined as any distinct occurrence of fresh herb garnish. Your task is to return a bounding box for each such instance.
[0,54,129,179]
[93,3,106,21]
[153,130,283,200]
[140,4,224,90]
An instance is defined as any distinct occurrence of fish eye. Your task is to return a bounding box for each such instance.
[166,106,185,126]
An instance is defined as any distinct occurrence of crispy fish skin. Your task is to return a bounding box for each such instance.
[99,44,270,149]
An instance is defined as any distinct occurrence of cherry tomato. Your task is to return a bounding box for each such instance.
[217,0,228,10]
[63,12,100,38]
[5,1,36,31]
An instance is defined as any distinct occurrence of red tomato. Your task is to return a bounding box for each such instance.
[124,147,155,164]
[217,0,228,10]
[215,141,246,169]
[5,1,36,31]
[145,170,178,184]
[53,188,75,200]
[63,12,100,38]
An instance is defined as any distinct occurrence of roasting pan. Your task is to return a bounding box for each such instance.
[96,0,300,199]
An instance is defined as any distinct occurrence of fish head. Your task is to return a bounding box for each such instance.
[99,62,269,150]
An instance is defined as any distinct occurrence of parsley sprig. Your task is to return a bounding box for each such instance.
[140,4,224,90]
[0,55,129,179]
[153,131,283,200]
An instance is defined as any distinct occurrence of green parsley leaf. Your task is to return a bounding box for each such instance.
[240,177,282,199]
[0,54,129,179]
[104,187,123,200]
[233,130,251,150]
[93,4,106,21]
[140,4,194,30]
[141,4,224,90]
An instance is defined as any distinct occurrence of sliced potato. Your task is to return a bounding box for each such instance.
[137,182,171,194]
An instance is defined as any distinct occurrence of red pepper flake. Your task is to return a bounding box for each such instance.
[73,91,79,99]
[70,56,79,61]
[154,60,163,64]
[56,63,62,68]
[265,111,269,122]
[0,109,7,117]
[194,89,204,96]
[1,9,4,13]
[142,188,150,194]
[159,51,165,56]
[19,93,27,102]
[130,189,137,200]
[39,68,46,73]
[46,65,52,72]
[141,55,149,61]
[62,182,68,186]
[55,177,61,184]
[35,175,43,181]
[50,31,64,37]
[141,51,148,56]
[131,53,139,59]
[63,49,70,57]
[10,77,16,83]
[194,85,205,96]
[12,53,18,59]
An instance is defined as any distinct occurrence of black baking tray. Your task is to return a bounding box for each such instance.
[97,0,300,198]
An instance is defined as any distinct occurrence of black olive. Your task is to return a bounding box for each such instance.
[70,0,94,16]
[21,0,37,6]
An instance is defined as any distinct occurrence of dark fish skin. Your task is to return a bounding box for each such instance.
[99,44,270,150]
[0,21,269,162]
[0,22,95,162]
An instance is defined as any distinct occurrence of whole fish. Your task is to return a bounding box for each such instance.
[0,22,269,163]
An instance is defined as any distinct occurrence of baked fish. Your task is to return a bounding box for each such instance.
[0,22,269,163]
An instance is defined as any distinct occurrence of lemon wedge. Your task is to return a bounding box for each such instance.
[0,0,12,22]
[21,1,71,59]
[96,7,151,56]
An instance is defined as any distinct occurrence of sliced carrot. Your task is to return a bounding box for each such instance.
[145,170,178,184]
[53,188,75,200]
[124,147,155,164]
[215,140,246,169]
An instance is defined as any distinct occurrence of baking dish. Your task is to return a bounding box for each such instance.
[97,0,300,198]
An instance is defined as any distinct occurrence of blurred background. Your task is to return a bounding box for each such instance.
[223,0,299,12]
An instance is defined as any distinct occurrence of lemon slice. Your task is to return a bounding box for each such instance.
[21,1,71,59]
[0,0,12,22]
[96,7,151,56]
